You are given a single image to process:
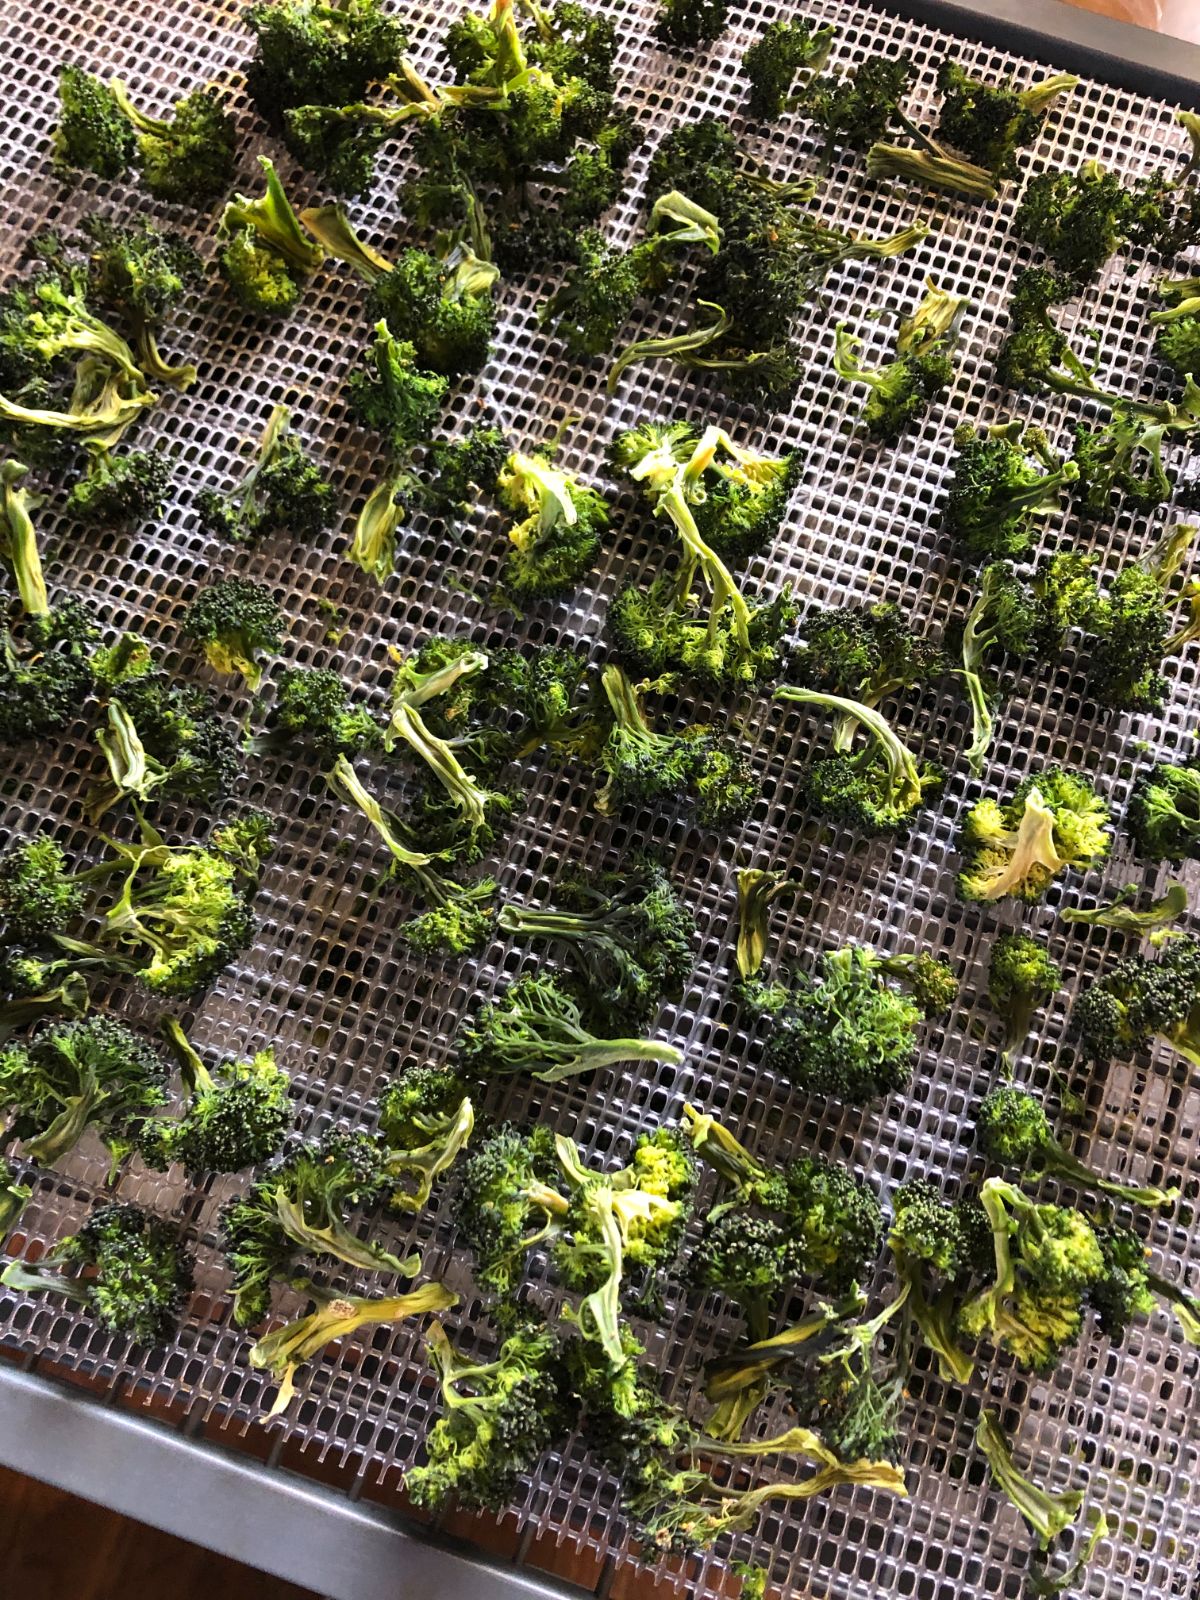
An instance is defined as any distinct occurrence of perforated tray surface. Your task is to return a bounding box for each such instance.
[2,0,1200,1596]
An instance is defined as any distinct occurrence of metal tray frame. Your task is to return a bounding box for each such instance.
[2,1,1199,1597]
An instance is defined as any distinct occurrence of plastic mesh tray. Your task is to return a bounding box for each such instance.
[1,0,1199,1596]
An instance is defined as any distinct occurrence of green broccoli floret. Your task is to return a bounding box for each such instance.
[0,946,90,1044]
[496,858,695,1031]
[139,1016,291,1178]
[67,447,173,527]
[252,664,380,766]
[1071,933,1200,1069]
[422,426,508,518]
[790,600,945,751]
[244,0,410,130]
[742,20,837,121]
[934,61,1078,177]
[833,279,966,441]
[987,931,1061,1069]
[743,944,948,1103]
[0,1014,168,1170]
[0,601,97,744]
[494,443,608,601]
[182,576,283,688]
[78,214,203,389]
[217,157,323,314]
[459,973,683,1084]
[1090,1223,1200,1346]
[406,1317,567,1511]
[1,1201,193,1343]
[477,644,605,763]
[375,1062,474,1213]
[888,1179,989,1384]
[993,269,1105,398]
[110,78,237,203]
[800,52,914,159]
[977,1086,1176,1208]
[1083,524,1200,712]
[1150,271,1200,378]
[942,420,1079,561]
[345,321,448,451]
[250,1278,455,1418]
[958,769,1111,903]
[368,245,499,379]
[656,0,727,48]
[1128,762,1200,861]
[1070,403,1189,519]
[196,405,334,546]
[1,460,49,619]
[0,835,83,943]
[1014,159,1131,283]
[53,65,136,179]
[776,685,942,836]
[455,1123,569,1304]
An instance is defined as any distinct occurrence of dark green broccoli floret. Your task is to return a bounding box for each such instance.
[196,405,334,546]
[942,419,1079,560]
[459,973,683,1084]
[217,157,323,315]
[67,447,173,527]
[987,931,1061,1069]
[496,858,695,1031]
[422,426,508,518]
[800,52,914,159]
[1071,933,1200,1070]
[743,944,950,1102]
[0,836,82,943]
[244,0,410,129]
[656,0,727,48]
[776,685,942,836]
[345,321,448,450]
[1128,762,1200,862]
[110,79,237,203]
[833,279,965,442]
[1070,402,1192,519]
[977,1085,1176,1208]
[742,20,837,121]
[0,1014,168,1169]
[375,1062,474,1213]
[0,1201,193,1343]
[993,269,1110,399]
[182,576,283,688]
[790,601,945,750]
[78,214,204,389]
[1014,159,1131,283]
[0,602,97,744]
[1150,272,1200,379]
[0,947,90,1044]
[139,1016,291,1178]
[934,61,1077,178]
[54,65,136,179]
[1083,524,1200,713]
[252,664,380,766]
[369,246,499,379]
[494,443,608,601]
[455,1123,568,1303]
[888,1179,989,1384]
[958,769,1111,903]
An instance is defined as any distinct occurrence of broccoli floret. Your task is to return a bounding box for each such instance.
[0,1014,168,1170]
[1150,271,1200,379]
[253,664,380,766]
[0,603,97,744]
[987,931,1061,1069]
[742,20,837,121]
[494,444,608,601]
[496,858,695,1031]
[800,52,914,158]
[1070,404,1187,519]
[1083,525,1200,712]
[656,0,727,49]
[0,836,83,943]
[1014,159,1131,283]
[54,65,136,179]
[459,973,683,1084]
[790,601,945,750]
[594,664,756,829]
[369,246,499,379]
[376,1062,474,1213]
[1071,933,1200,1070]
[833,279,965,441]
[217,157,323,314]
[244,0,410,130]
[942,420,1079,561]
[1128,762,1200,861]
[345,322,448,451]
[250,1278,455,1417]
[455,1123,569,1303]
[109,79,237,203]
[993,269,1112,400]
[958,769,1111,903]
[78,215,203,390]
[977,1086,1176,1208]
[1,1201,193,1344]
[776,685,942,836]
[67,447,173,527]
[470,643,605,764]
[407,1318,567,1511]
[182,576,283,688]
[745,944,944,1102]
[422,426,508,518]
[196,405,334,546]
[0,946,90,1044]
[0,1156,32,1238]
[139,1016,291,1178]
[934,61,1077,177]
[888,1179,988,1383]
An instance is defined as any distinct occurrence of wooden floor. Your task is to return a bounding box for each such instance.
[0,1463,319,1600]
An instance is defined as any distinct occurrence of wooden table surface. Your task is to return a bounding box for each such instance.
[2,0,1197,1595]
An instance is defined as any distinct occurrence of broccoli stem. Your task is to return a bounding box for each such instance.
[0,462,49,618]
[384,1097,475,1212]
[349,468,408,583]
[867,139,999,201]
[299,205,393,284]
[565,1185,627,1369]
[681,1102,768,1194]
[1039,1139,1177,1209]
[703,1298,863,1442]
[1147,1272,1200,1343]
[386,701,494,836]
[970,786,1067,902]
[607,301,733,394]
[976,1409,1084,1548]
[734,867,801,981]
[1061,883,1188,944]
[0,388,154,437]
[775,686,926,809]
[660,485,754,654]
[226,156,325,274]
[131,323,197,391]
[326,755,435,870]
[0,1169,32,1238]
[0,1258,91,1307]
[93,699,164,812]
[272,1187,421,1278]
[159,1015,214,1096]
[1019,73,1081,115]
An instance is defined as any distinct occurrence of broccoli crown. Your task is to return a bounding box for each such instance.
[976,1086,1054,1168]
[455,1123,564,1299]
[197,411,334,545]
[1085,566,1173,713]
[1128,762,1200,862]
[495,447,608,601]
[743,20,835,121]
[481,644,605,762]
[762,945,928,1102]
[942,421,1076,560]
[0,605,98,744]
[423,426,508,518]
[128,85,237,203]
[656,0,728,49]
[496,859,696,1030]
[688,444,802,565]
[245,0,409,124]
[1071,933,1200,1066]
[267,665,380,765]
[1155,313,1200,380]
[801,52,914,155]
[406,1318,567,1512]
[607,574,798,690]
[54,66,136,178]
[1071,409,1176,520]
[219,1177,296,1329]
[791,601,944,711]
[986,929,1061,1065]
[1014,160,1131,284]
[369,248,498,379]
[692,1209,796,1308]
[1089,1224,1156,1340]
[219,227,301,315]
[141,1045,291,1178]
[0,1014,168,1167]
[182,577,283,688]
[68,448,173,527]
[541,229,648,358]
[934,59,1068,176]
[0,836,82,942]
[781,1155,884,1292]
[890,1178,987,1278]
[46,1202,193,1342]
[957,768,1111,903]
[346,323,448,452]
[80,213,203,338]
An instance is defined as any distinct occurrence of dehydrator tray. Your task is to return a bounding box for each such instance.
[1,1,1199,1598]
